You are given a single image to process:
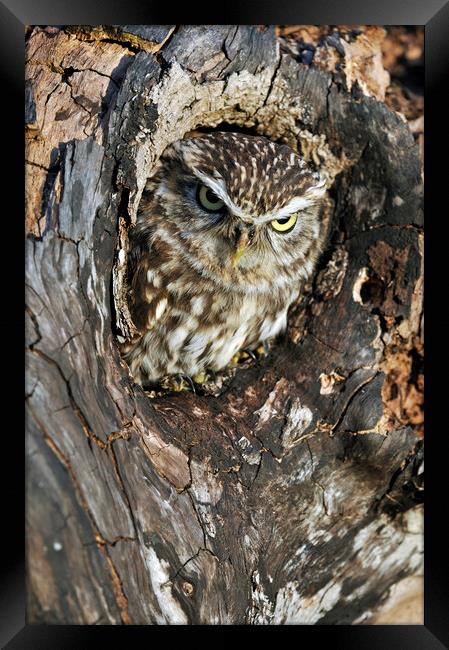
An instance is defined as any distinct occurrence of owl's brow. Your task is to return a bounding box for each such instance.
[192,169,326,223]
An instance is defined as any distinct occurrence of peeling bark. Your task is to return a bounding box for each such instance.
[26,25,423,625]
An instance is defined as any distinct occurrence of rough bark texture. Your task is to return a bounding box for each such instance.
[26,25,424,625]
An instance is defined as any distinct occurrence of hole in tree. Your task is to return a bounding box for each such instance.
[360,274,385,307]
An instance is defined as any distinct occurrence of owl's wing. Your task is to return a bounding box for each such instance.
[126,219,168,335]
[127,213,153,282]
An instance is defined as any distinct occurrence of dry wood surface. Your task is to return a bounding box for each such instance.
[26,25,423,624]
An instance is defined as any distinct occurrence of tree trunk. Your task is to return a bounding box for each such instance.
[25,25,424,625]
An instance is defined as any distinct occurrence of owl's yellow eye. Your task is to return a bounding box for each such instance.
[197,185,225,212]
[271,212,298,233]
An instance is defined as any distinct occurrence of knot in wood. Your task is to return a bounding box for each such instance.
[181,580,194,597]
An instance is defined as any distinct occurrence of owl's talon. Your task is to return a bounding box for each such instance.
[243,348,258,362]
[231,344,269,366]
[231,350,249,365]
[182,374,197,393]
[160,374,196,394]
[254,343,269,358]
[192,372,207,385]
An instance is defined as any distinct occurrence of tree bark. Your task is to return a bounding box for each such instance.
[25,25,423,625]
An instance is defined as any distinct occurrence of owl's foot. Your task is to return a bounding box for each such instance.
[190,371,205,385]
[158,371,216,394]
[231,349,254,365]
[159,373,197,394]
[231,343,269,366]
[254,342,269,358]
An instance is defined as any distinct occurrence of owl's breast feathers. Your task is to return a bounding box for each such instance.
[120,233,298,385]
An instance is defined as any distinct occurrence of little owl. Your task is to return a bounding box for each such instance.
[121,132,327,389]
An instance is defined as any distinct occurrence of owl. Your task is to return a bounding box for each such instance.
[120,132,327,389]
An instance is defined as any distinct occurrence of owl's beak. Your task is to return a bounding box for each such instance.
[231,226,254,267]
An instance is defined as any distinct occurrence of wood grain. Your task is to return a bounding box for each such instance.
[26,25,423,624]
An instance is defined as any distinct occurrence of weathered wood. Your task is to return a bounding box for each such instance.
[26,25,423,624]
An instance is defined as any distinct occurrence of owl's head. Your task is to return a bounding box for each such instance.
[140,132,327,291]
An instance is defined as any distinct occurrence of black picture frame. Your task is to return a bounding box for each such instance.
[4,0,447,646]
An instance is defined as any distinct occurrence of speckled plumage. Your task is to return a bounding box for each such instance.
[121,132,327,387]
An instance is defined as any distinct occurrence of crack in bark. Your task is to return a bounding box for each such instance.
[108,442,140,539]
[107,422,134,445]
[312,477,330,517]
[373,440,423,516]
[26,304,43,349]
[64,76,95,138]
[63,25,178,56]
[308,330,343,354]
[25,159,51,172]
[28,406,132,623]
[316,76,334,135]
[304,440,334,531]
[329,371,379,435]
[176,444,194,494]
[74,241,93,314]
[261,50,283,108]
[29,348,107,450]
[62,27,139,55]
[168,547,219,583]
[186,489,209,550]
[102,554,132,624]
[43,83,60,110]
[60,318,89,351]
[25,281,50,316]
[252,431,282,462]
[84,534,136,548]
